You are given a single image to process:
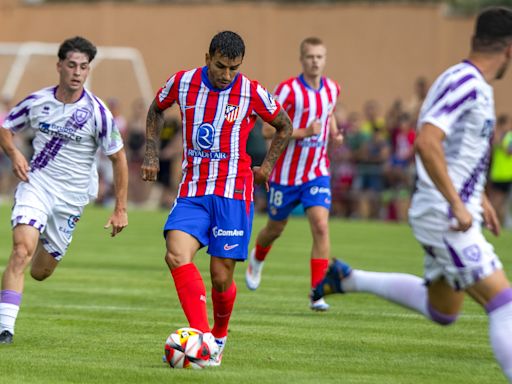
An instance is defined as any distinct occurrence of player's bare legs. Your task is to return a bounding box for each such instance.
[0,225,39,343]
[256,218,288,248]
[305,206,330,311]
[245,218,287,291]
[306,206,330,282]
[30,244,58,281]
[427,278,465,316]
[2,225,40,292]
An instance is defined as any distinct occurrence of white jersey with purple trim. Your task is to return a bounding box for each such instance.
[409,61,494,231]
[2,86,123,206]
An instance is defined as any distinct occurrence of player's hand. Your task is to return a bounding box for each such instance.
[450,201,472,232]
[306,120,322,137]
[253,166,270,192]
[331,131,344,146]
[482,196,501,236]
[11,151,29,182]
[104,209,128,237]
[141,155,159,182]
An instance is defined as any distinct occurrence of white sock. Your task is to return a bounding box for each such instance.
[343,270,429,317]
[0,303,20,334]
[489,300,512,383]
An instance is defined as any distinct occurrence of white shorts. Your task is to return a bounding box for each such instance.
[11,182,84,261]
[411,220,502,290]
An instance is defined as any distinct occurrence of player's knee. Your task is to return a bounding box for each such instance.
[30,266,52,281]
[211,274,231,292]
[9,244,35,271]
[311,220,329,238]
[428,305,459,326]
[165,252,188,269]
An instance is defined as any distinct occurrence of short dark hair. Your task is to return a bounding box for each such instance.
[472,7,512,53]
[58,36,97,62]
[300,36,324,56]
[209,31,245,59]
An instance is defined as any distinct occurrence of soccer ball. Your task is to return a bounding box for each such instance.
[163,328,214,369]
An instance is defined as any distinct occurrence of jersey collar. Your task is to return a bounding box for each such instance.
[298,74,324,92]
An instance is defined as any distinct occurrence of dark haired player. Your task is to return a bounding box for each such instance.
[142,31,292,366]
[312,8,512,382]
[0,36,128,344]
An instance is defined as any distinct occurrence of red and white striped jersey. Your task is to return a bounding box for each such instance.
[156,66,281,201]
[270,75,340,186]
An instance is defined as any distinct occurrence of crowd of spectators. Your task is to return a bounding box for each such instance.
[0,75,511,226]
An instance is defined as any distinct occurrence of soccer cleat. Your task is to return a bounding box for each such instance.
[310,258,352,302]
[310,297,330,311]
[0,330,13,344]
[208,336,227,367]
[245,248,264,291]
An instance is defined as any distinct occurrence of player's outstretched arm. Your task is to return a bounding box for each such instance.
[141,100,165,182]
[0,127,29,182]
[253,109,293,187]
[415,123,472,232]
[105,147,128,237]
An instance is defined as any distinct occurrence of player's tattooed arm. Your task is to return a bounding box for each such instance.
[254,109,292,186]
[141,99,164,181]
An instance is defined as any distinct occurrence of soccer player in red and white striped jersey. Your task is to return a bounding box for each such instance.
[142,31,292,367]
[245,37,343,311]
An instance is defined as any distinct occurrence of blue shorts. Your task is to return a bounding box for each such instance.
[163,196,254,260]
[267,176,331,221]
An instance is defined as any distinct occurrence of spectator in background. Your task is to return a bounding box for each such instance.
[488,114,512,227]
[246,117,269,213]
[330,110,359,217]
[96,98,128,206]
[126,97,151,205]
[360,99,386,137]
[385,112,416,221]
[355,125,390,219]
[405,76,428,124]
[156,117,182,209]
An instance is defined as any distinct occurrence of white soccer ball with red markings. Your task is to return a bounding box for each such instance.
[164,328,213,369]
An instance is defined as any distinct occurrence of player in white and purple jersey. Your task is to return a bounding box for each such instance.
[245,37,343,311]
[141,31,292,366]
[0,37,128,345]
[311,8,512,382]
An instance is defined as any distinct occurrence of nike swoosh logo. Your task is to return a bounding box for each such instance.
[224,243,239,251]
[183,105,196,110]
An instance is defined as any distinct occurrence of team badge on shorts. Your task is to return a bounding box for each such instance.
[225,104,239,123]
[67,215,81,229]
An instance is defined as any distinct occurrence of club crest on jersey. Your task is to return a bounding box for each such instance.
[73,108,91,125]
[225,104,239,123]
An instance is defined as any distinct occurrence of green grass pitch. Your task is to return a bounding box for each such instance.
[0,203,510,383]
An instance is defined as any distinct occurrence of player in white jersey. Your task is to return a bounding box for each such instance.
[311,8,512,382]
[0,37,128,344]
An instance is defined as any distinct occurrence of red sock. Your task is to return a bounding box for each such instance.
[211,281,237,339]
[311,258,329,288]
[255,243,272,262]
[171,263,210,333]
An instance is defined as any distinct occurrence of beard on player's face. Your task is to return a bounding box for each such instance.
[206,52,243,89]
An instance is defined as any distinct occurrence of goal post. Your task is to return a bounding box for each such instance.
[0,41,154,104]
